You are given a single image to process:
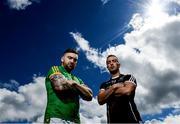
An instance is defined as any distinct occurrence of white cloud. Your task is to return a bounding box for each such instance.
[71,4,180,119]
[170,0,180,5]
[129,13,144,31]
[34,97,106,123]
[144,114,180,124]
[80,98,106,123]
[0,76,106,123]
[2,0,180,123]
[7,0,40,10]
[100,0,111,5]
[0,77,46,122]
[0,79,19,90]
[0,76,180,123]
[70,32,106,70]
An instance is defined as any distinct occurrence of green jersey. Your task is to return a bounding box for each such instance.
[44,66,83,123]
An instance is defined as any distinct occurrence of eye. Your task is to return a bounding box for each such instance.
[107,61,111,64]
[67,56,71,59]
[74,58,77,62]
[112,59,118,62]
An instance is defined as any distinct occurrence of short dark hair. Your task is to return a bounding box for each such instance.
[63,48,78,55]
[106,54,119,63]
[107,54,118,60]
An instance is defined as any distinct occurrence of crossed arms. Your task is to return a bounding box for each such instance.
[50,75,93,101]
[97,81,136,105]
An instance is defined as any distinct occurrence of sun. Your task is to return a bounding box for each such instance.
[141,0,169,26]
[144,0,167,18]
[146,0,164,18]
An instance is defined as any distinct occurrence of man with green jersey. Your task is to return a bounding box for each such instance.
[44,48,93,123]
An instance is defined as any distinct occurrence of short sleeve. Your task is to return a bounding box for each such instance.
[47,66,61,78]
[100,82,108,90]
[124,74,137,85]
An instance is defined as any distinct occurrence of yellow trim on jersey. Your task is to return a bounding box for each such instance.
[49,66,61,78]
[54,66,58,72]
[49,72,61,78]
[55,66,59,72]
[52,66,54,72]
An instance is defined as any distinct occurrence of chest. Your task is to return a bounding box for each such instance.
[104,75,126,88]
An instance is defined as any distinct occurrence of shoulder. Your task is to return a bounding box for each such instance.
[123,73,137,85]
[46,66,61,78]
[100,79,111,89]
[124,73,135,79]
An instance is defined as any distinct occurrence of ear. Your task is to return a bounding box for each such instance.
[117,62,120,68]
[61,57,64,63]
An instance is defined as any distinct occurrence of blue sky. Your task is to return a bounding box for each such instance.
[0,0,137,96]
[1,0,180,123]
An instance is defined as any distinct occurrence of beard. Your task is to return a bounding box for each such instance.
[64,63,75,72]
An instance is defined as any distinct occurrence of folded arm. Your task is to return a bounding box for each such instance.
[113,81,136,97]
[97,85,117,105]
[97,81,136,105]
[66,80,93,101]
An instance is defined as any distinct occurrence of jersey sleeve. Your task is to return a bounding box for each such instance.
[100,82,107,90]
[45,67,54,91]
[48,66,62,78]
[45,66,57,85]
[124,74,137,85]
[46,68,51,78]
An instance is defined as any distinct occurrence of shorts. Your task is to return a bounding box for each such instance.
[49,118,75,124]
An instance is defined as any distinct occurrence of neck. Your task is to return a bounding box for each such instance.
[111,71,120,78]
[61,65,71,73]
[112,73,120,78]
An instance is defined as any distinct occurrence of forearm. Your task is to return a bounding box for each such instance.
[98,86,115,105]
[114,87,127,96]
[114,82,136,96]
[72,82,93,101]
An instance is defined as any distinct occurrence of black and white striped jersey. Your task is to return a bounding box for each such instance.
[100,74,142,123]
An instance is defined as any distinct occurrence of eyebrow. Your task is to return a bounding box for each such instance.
[106,58,119,63]
[67,56,78,61]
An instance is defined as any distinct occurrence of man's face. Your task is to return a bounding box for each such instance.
[61,52,78,72]
[106,56,120,73]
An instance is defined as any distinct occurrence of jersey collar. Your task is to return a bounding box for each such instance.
[59,65,70,74]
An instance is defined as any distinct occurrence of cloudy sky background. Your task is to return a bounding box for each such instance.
[1,0,180,123]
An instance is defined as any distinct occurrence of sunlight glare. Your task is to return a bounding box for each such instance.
[146,0,165,18]
[143,0,169,26]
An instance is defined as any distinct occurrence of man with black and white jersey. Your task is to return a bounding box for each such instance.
[97,54,142,123]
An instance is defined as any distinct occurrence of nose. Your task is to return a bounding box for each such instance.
[108,62,114,67]
[110,63,114,67]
